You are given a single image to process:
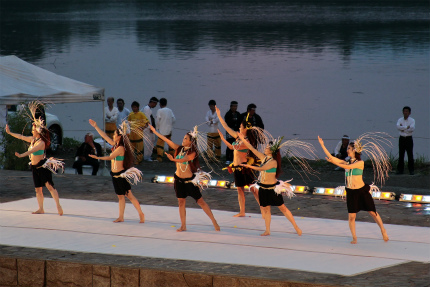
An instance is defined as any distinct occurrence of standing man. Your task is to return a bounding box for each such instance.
[116,98,130,127]
[128,101,149,164]
[155,98,176,162]
[224,101,241,164]
[205,100,221,160]
[105,97,118,139]
[72,132,102,175]
[396,106,415,175]
[142,97,159,161]
[240,103,264,129]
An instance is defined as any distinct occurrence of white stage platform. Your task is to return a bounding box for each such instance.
[0,198,429,276]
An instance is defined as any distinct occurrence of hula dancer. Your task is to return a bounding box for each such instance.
[89,119,145,223]
[239,132,318,236]
[5,101,63,215]
[215,106,259,217]
[318,134,390,244]
[149,124,220,232]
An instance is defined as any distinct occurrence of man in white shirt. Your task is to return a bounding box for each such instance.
[205,99,221,160]
[104,97,119,139]
[142,97,159,161]
[116,98,130,127]
[332,135,350,171]
[396,106,415,175]
[155,98,176,162]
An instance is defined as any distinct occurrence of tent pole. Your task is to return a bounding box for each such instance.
[101,99,109,176]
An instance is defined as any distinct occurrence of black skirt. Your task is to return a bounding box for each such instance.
[31,159,54,188]
[233,164,255,187]
[111,170,131,195]
[346,184,377,213]
[174,174,202,202]
[258,182,284,207]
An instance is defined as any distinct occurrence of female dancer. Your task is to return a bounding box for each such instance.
[149,124,220,232]
[238,133,303,236]
[89,119,145,223]
[215,106,259,217]
[5,118,63,216]
[318,135,389,244]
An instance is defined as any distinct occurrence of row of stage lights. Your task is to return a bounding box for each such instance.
[151,175,430,204]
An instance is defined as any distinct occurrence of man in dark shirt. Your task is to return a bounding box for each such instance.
[72,133,102,175]
[240,103,264,129]
[224,101,241,164]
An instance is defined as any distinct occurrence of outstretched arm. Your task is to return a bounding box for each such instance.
[15,141,45,158]
[148,124,180,151]
[89,145,122,161]
[89,119,115,146]
[215,106,238,138]
[237,132,265,160]
[5,124,33,143]
[165,151,195,163]
[328,158,364,170]
[318,136,345,164]
[218,129,234,150]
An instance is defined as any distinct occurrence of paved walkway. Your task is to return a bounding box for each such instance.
[1,169,429,286]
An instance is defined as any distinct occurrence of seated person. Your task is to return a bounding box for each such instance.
[73,132,102,175]
[333,135,350,170]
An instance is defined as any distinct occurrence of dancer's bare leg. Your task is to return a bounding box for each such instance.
[250,186,263,217]
[114,195,125,222]
[278,204,302,236]
[126,191,145,223]
[234,187,246,217]
[348,213,357,244]
[368,211,389,242]
[32,187,44,214]
[260,206,271,236]
[197,198,220,231]
[45,183,63,216]
[177,198,187,232]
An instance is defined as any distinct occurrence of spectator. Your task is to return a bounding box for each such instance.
[127,101,149,164]
[142,97,159,161]
[240,103,264,129]
[155,98,176,162]
[224,101,241,164]
[205,99,221,160]
[396,106,415,175]
[116,98,130,128]
[72,132,102,175]
[333,135,350,170]
[105,97,118,139]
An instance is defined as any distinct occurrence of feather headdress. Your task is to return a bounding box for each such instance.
[20,100,47,133]
[351,132,392,186]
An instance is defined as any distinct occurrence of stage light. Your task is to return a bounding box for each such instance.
[290,185,310,194]
[372,191,395,201]
[313,187,345,197]
[153,175,230,189]
[400,194,430,203]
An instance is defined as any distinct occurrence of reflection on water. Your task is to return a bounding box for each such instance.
[1,0,429,157]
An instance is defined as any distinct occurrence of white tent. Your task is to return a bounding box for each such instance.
[0,55,104,105]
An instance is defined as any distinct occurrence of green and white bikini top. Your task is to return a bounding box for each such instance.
[29,138,44,156]
[175,146,191,165]
[261,156,276,173]
[233,138,248,153]
[345,159,363,176]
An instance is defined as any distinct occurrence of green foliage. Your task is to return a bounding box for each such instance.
[62,137,81,150]
[0,113,32,170]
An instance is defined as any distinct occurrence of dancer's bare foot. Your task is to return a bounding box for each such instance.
[295,227,302,236]
[113,217,124,223]
[57,206,63,216]
[32,209,44,214]
[382,230,389,242]
[214,223,220,231]
[350,237,357,244]
[176,226,187,232]
[139,213,145,223]
[260,231,270,236]
[233,213,245,217]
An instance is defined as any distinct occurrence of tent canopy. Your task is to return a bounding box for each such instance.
[0,55,104,105]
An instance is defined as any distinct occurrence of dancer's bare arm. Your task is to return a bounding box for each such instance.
[5,124,32,143]
[148,124,180,150]
[215,106,238,138]
[15,141,45,158]
[89,119,115,146]
[218,129,234,150]
[318,136,345,165]
[237,132,265,160]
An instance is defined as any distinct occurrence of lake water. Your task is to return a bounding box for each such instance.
[1,0,429,158]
